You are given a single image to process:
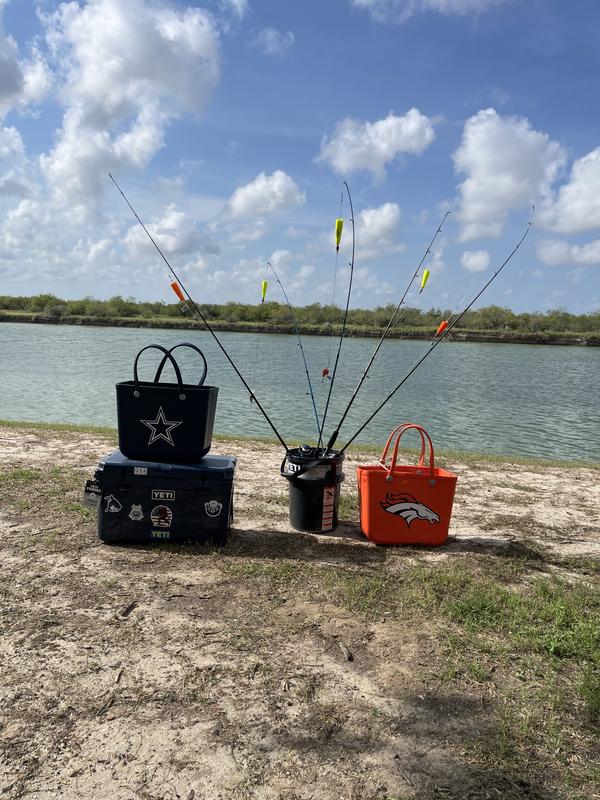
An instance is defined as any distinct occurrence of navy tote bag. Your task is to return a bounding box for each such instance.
[116,343,218,463]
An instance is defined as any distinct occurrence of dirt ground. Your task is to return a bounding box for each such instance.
[0,424,598,800]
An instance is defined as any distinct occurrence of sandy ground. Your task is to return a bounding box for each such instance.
[0,425,598,800]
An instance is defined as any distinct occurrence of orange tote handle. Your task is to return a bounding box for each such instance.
[380,423,426,470]
[387,424,436,482]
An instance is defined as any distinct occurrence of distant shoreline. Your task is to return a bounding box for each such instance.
[1,312,599,347]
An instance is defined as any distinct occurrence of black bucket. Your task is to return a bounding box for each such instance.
[281,446,345,532]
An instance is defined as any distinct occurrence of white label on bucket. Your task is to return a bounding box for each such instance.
[321,486,335,531]
[299,465,330,481]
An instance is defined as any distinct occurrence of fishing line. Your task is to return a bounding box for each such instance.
[326,190,345,374]
[250,273,269,403]
[267,261,321,442]
[324,211,451,452]
[317,180,355,449]
[339,215,533,454]
[109,173,289,451]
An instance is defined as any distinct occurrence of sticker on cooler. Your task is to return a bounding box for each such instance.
[104,495,122,513]
[128,504,144,521]
[204,500,223,517]
[151,505,173,528]
[152,489,175,501]
[321,485,336,530]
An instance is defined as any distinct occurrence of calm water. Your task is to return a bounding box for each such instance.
[1,322,599,462]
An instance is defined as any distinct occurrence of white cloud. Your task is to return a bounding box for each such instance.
[536,238,600,267]
[227,170,305,218]
[219,0,249,19]
[453,108,565,241]
[0,5,53,115]
[317,110,434,180]
[40,0,220,217]
[461,249,490,272]
[268,249,293,269]
[539,147,600,235]
[350,0,506,24]
[252,28,295,56]
[124,204,220,258]
[351,266,395,301]
[0,124,23,158]
[84,237,116,265]
[0,125,33,196]
[355,202,404,259]
[230,219,268,243]
[0,9,22,109]
[21,51,53,105]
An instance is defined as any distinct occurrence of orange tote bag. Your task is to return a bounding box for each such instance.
[357,424,458,546]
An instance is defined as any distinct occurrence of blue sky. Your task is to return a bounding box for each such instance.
[1,0,600,312]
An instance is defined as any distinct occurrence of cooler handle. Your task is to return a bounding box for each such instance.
[132,344,186,399]
[153,342,208,386]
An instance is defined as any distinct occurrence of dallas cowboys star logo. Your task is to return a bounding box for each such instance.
[140,407,183,447]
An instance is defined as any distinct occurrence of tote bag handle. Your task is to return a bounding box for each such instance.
[153,342,208,386]
[132,344,186,399]
[380,423,427,470]
[385,424,436,482]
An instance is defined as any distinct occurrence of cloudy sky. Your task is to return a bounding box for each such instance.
[1,0,599,312]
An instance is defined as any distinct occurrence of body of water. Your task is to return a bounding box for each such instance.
[1,322,598,462]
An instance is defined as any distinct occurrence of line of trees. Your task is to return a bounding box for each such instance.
[1,294,599,333]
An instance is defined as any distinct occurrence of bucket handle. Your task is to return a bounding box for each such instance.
[153,342,208,386]
[386,424,436,482]
[380,423,427,471]
[280,455,337,479]
[133,344,186,400]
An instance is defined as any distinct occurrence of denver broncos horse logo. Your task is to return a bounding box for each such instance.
[380,492,439,527]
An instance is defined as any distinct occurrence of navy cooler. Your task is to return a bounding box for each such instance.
[94,450,236,545]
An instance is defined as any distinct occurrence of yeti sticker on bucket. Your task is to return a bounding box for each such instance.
[380,493,440,527]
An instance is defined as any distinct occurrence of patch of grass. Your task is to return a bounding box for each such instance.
[441,573,599,663]
[323,571,398,617]
[579,667,600,720]
[63,501,95,520]
[557,556,600,576]
[222,560,303,584]
[338,491,359,521]
[1,467,43,484]
[0,418,117,437]
[1,419,598,468]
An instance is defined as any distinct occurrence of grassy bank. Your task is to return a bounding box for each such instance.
[0,422,599,798]
[2,295,600,346]
[2,309,600,346]
[1,417,599,469]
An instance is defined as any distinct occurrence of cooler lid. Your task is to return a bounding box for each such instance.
[97,449,236,479]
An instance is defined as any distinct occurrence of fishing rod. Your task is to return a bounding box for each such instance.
[324,210,451,452]
[317,180,355,449]
[267,261,321,443]
[108,173,289,452]
[339,215,533,455]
